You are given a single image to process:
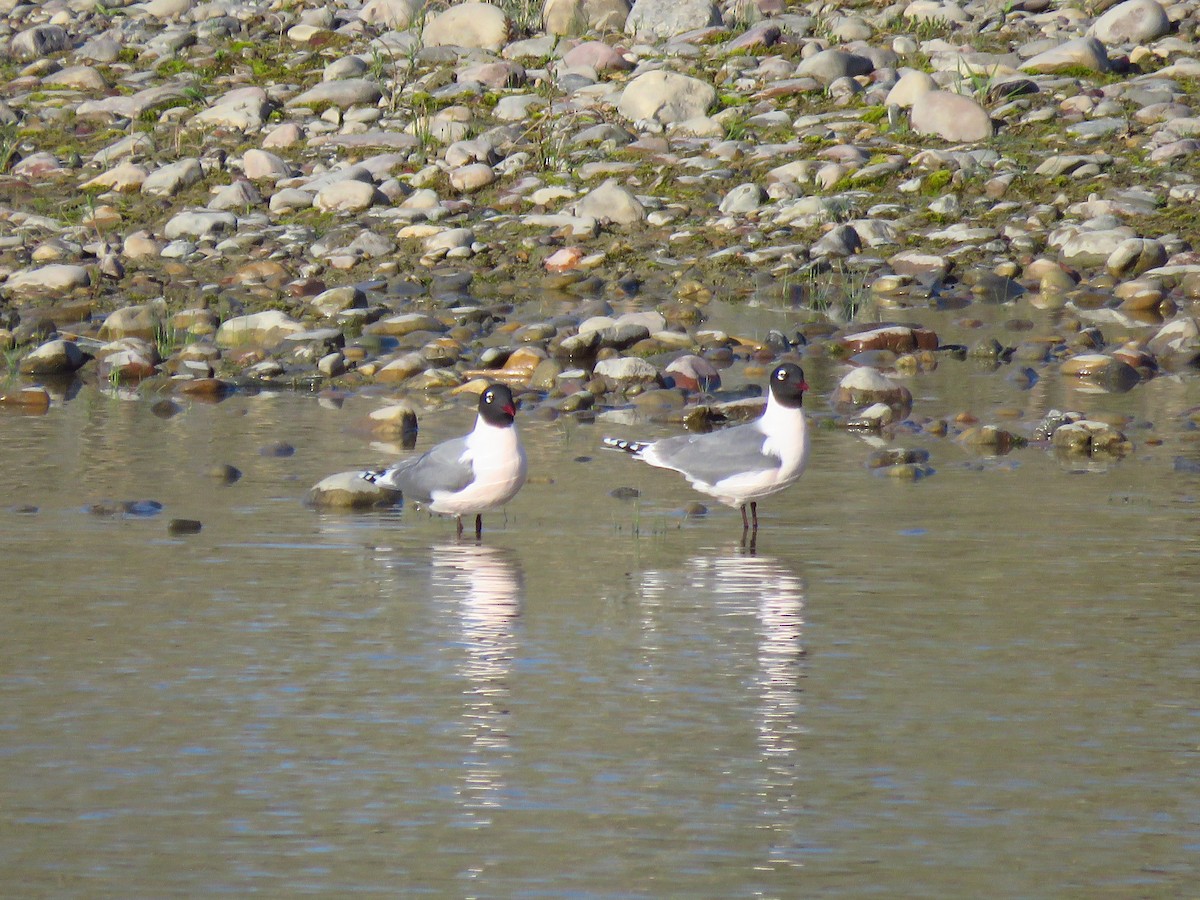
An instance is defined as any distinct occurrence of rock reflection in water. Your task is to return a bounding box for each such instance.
[430,543,522,825]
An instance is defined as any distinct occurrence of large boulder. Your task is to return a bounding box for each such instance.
[911,91,994,141]
[1090,0,1171,45]
[423,3,510,51]
[617,70,716,124]
[625,0,721,41]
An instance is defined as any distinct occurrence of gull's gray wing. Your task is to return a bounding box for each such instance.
[379,436,473,502]
[642,423,777,486]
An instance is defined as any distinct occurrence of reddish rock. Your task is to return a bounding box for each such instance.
[545,246,585,273]
[664,354,721,392]
[0,386,51,413]
[176,377,234,401]
[841,325,939,354]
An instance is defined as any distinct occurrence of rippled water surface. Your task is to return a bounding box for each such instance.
[2,337,1199,896]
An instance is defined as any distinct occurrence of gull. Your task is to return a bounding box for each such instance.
[604,363,810,535]
[364,384,527,538]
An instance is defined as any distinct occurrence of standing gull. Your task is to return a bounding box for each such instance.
[364,384,527,538]
[604,363,810,534]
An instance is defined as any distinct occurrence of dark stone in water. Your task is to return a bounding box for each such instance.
[209,463,242,483]
[259,441,295,458]
[88,499,163,517]
[167,518,203,535]
[1034,409,1074,442]
[1007,367,1039,389]
[866,447,931,469]
[151,399,182,419]
[573,455,593,463]
[11,504,38,514]
[610,486,641,500]
[430,269,473,297]
[124,500,164,517]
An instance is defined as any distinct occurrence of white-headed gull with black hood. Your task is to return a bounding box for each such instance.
[604,363,810,534]
[364,383,527,538]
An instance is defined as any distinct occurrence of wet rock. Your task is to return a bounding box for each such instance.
[664,354,720,391]
[216,311,306,349]
[259,441,296,458]
[310,286,367,318]
[1055,226,1137,268]
[1106,238,1167,278]
[167,518,203,535]
[97,338,160,383]
[375,352,430,384]
[177,378,235,401]
[368,402,420,443]
[845,402,899,430]
[1060,353,1141,392]
[0,386,51,413]
[1052,420,1132,457]
[99,302,164,341]
[594,356,660,387]
[1146,317,1199,369]
[1173,457,1200,475]
[18,339,87,376]
[305,471,401,509]
[958,425,1023,453]
[811,225,862,259]
[841,325,938,354]
[208,464,243,484]
[830,367,913,418]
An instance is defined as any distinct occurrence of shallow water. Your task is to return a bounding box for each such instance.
[2,345,1199,896]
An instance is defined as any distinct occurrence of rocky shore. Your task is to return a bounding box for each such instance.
[1,0,1198,501]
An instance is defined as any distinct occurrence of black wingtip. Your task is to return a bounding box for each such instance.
[603,437,651,455]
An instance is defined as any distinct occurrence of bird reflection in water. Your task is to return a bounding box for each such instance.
[429,543,523,825]
[640,549,806,855]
